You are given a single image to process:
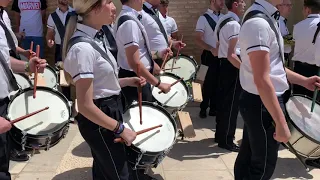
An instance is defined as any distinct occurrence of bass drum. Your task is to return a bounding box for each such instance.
[285,95,320,159]
[7,87,71,150]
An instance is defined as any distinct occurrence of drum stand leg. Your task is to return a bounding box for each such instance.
[178,130,184,140]
[285,142,309,171]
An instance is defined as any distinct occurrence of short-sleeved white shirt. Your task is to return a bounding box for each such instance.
[239,0,289,96]
[292,14,320,65]
[159,14,178,36]
[47,7,74,45]
[215,11,240,58]
[279,16,291,53]
[64,23,121,99]
[141,2,168,52]
[195,9,222,48]
[115,5,152,71]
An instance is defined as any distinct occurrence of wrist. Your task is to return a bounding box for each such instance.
[24,62,30,73]
[155,79,161,87]
[114,122,125,135]
[155,51,161,59]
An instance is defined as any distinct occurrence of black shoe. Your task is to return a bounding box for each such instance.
[10,150,29,162]
[208,111,217,116]
[218,143,240,152]
[199,110,207,118]
[306,159,320,169]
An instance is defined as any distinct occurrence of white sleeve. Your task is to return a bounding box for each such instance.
[64,43,95,82]
[241,18,271,54]
[171,18,178,33]
[226,22,240,40]
[117,20,141,48]
[195,16,206,33]
[47,15,55,30]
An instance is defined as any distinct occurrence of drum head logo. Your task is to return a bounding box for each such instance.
[61,110,66,119]
[51,78,55,83]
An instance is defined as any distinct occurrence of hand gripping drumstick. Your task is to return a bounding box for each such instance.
[158,78,184,94]
[33,45,40,99]
[311,68,320,112]
[114,124,162,143]
[10,107,49,124]
[137,63,142,125]
[171,35,183,72]
[160,41,173,70]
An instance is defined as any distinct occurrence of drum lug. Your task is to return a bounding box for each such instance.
[154,147,172,168]
[134,149,145,170]
[68,101,73,107]
[152,101,158,106]
[132,101,138,106]
[21,131,27,151]
[45,134,52,151]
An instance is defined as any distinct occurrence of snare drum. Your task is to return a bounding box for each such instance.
[151,73,190,115]
[13,73,32,89]
[31,65,59,89]
[163,54,198,82]
[123,101,177,169]
[285,95,320,159]
[7,87,71,150]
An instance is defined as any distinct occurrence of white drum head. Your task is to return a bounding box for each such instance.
[152,75,188,108]
[286,95,320,142]
[14,73,31,89]
[31,66,57,88]
[7,88,70,135]
[164,56,196,80]
[122,105,176,152]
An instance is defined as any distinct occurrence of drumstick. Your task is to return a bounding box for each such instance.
[114,124,162,143]
[160,41,173,70]
[33,45,40,99]
[137,63,142,125]
[162,67,181,71]
[311,68,320,112]
[29,41,34,59]
[158,78,184,94]
[10,107,49,124]
[171,35,183,72]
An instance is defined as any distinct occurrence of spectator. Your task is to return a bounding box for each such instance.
[158,0,178,40]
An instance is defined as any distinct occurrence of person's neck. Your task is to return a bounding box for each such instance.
[229,9,239,17]
[58,5,68,13]
[209,6,218,13]
[82,18,103,31]
[125,2,142,11]
[161,12,166,17]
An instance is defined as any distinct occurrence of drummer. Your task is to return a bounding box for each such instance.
[234,0,320,179]
[61,0,155,179]
[0,1,46,179]
[214,0,246,152]
[115,0,172,106]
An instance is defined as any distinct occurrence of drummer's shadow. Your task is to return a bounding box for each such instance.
[272,157,314,179]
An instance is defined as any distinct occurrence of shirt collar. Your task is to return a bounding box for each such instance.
[144,2,153,9]
[308,14,320,18]
[255,0,278,17]
[227,11,240,22]
[77,23,99,38]
[122,5,142,17]
[207,8,220,16]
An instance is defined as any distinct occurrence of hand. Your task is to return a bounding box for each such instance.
[120,128,137,146]
[21,49,36,59]
[158,83,171,94]
[153,63,161,75]
[302,76,320,91]
[0,117,11,134]
[173,40,186,50]
[159,48,173,59]
[274,121,291,143]
[47,39,55,48]
[128,77,146,87]
[28,57,47,73]
[15,31,25,40]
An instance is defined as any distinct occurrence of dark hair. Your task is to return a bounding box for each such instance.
[304,0,320,13]
[160,0,169,5]
[225,0,238,10]
[120,0,129,4]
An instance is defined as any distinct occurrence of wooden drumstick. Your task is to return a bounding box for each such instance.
[29,41,34,59]
[171,35,183,72]
[158,78,184,94]
[137,63,142,125]
[10,107,49,124]
[114,124,163,143]
[163,67,181,71]
[33,45,40,99]
[160,41,173,70]
[311,68,320,112]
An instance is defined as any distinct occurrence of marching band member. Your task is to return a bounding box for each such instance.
[292,0,320,99]
[115,0,172,106]
[0,0,46,178]
[62,0,163,179]
[214,0,246,152]
[158,0,179,40]
[101,10,117,59]
[235,0,320,179]
[195,0,224,119]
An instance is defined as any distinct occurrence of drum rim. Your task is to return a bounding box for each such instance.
[14,73,32,87]
[6,86,71,136]
[124,101,178,155]
[286,94,320,145]
[167,54,198,66]
[165,54,199,81]
[152,72,190,108]
[31,65,59,88]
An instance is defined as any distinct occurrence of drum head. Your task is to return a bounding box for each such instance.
[164,55,197,81]
[14,73,31,89]
[122,102,176,153]
[286,95,320,143]
[7,87,70,136]
[31,66,57,88]
[151,73,189,108]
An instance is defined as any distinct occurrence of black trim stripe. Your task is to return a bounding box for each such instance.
[72,72,94,79]
[124,41,138,46]
[228,34,239,39]
[246,45,269,51]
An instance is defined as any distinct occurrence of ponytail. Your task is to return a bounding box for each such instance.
[62,15,77,61]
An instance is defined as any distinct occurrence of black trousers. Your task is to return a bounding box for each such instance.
[118,68,153,107]
[200,50,220,113]
[293,61,319,101]
[215,59,241,145]
[0,98,11,180]
[55,44,71,101]
[234,90,282,180]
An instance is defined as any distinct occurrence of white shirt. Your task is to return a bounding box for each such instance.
[279,16,292,54]
[0,10,19,98]
[314,36,320,67]
[195,9,222,48]
[215,11,241,58]
[159,14,178,36]
[239,0,289,96]
[64,23,121,99]
[115,5,152,71]
[292,14,320,65]
[47,6,74,45]
[141,2,168,52]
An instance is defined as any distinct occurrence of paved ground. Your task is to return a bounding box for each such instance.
[9,105,320,180]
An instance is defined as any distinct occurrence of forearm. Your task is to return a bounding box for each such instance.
[286,68,307,86]
[14,13,20,32]
[10,57,27,73]
[129,62,158,85]
[118,78,131,88]
[195,39,214,51]
[227,53,241,69]
[16,46,25,54]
